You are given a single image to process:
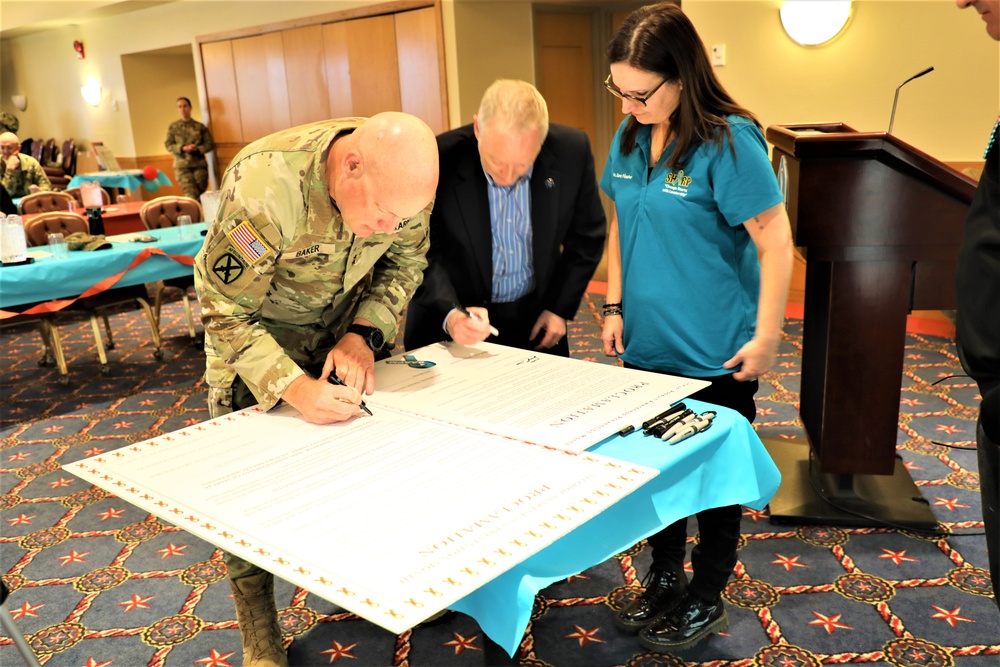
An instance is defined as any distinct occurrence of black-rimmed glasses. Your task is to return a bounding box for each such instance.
[603,74,668,107]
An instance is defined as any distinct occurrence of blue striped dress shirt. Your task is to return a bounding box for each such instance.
[485,166,534,303]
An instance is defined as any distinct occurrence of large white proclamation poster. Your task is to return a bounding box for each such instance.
[372,342,709,452]
[66,403,658,633]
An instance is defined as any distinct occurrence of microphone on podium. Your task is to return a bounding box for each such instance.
[887,66,934,134]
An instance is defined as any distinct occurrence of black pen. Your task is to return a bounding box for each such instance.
[453,303,500,337]
[327,373,373,416]
[641,402,686,430]
[649,409,694,438]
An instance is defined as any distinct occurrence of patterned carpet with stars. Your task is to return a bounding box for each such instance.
[1,289,997,667]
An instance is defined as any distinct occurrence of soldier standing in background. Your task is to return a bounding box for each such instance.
[165,96,214,200]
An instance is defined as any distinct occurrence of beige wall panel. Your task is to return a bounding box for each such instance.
[282,25,332,127]
[346,15,402,117]
[322,22,355,118]
[232,33,291,142]
[122,51,200,157]
[395,8,447,134]
[201,40,243,144]
[448,0,534,127]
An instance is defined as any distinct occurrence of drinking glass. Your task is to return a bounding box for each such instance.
[47,232,69,261]
[176,214,193,239]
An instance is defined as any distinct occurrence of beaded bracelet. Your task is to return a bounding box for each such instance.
[602,302,622,309]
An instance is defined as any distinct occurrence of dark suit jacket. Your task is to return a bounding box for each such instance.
[403,123,606,351]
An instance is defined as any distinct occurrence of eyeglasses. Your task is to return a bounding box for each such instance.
[603,74,668,107]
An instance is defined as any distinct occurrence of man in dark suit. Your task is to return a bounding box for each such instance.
[404,79,606,356]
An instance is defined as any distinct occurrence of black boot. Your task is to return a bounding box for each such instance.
[638,591,728,653]
[615,568,686,633]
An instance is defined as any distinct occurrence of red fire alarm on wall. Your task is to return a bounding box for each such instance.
[73,40,85,59]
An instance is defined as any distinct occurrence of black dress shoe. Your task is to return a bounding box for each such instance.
[638,592,728,653]
[614,568,686,633]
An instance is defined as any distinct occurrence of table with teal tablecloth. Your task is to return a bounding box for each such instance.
[67,169,173,194]
[451,399,781,655]
[0,223,205,309]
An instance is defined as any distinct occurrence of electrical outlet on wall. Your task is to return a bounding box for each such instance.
[711,44,726,67]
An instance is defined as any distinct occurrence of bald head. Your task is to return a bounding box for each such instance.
[330,112,438,237]
[0,132,21,161]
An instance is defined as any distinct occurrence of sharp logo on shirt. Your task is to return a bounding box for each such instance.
[227,221,274,265]
[295,244,320,258]
[212,252,246,284]
[663,169,692,197]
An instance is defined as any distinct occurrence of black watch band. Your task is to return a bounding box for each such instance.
[347,324,385,351]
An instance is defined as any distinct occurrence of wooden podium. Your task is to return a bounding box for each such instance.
[764,123,978,528]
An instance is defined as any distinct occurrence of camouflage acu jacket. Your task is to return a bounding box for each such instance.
[164,119,214,168]
[1,153,52,197]
[193,119,430,411]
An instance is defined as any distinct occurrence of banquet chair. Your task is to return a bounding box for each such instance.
[63,185,110,208]
[139,196,203,341]
[23,212,165,373]
[23,210,88,246]
[16,190,75,215]
[0,213,87,384]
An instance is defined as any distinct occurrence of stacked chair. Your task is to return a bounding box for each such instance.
[41,139,76,190]
[139,195,203,342]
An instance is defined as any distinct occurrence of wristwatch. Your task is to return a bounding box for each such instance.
[347,324,385,352]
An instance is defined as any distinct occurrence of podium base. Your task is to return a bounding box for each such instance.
[762,438,939,531]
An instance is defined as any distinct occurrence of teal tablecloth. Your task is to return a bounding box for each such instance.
[67,169,173,193]
[0,223,205,309]
[450,399,781,655]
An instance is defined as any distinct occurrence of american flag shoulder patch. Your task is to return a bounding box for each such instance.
[227,221,273,264]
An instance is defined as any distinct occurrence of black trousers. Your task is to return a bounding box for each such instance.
[624,364,759,601]
[978,415,1000,608]
[487,293,569,358]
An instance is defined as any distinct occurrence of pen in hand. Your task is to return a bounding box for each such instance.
[327,372,373,416]
[454,303,500,337]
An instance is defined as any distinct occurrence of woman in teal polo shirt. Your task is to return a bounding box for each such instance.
[599,2,793,655]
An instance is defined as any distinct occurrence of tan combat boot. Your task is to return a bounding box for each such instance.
[229,572,288,667]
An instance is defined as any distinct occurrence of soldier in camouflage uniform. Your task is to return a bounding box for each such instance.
[193,112,438,667]
[1,132,52,198]
[164,97,214,200]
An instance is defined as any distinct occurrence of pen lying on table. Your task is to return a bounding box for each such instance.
[327,373,373,416]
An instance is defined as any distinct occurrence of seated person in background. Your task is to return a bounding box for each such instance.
[1,132,53,197]
[165,97,215,200]
[403,79,606,356]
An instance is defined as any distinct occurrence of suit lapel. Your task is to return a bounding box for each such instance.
[530,144,560,289]
[454,149,493,295]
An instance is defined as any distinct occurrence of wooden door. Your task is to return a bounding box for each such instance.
[232,32,291,141]
[282,25,331,127]
[395,7,447,134]
[343,15,402,118]
[534,12,595,150]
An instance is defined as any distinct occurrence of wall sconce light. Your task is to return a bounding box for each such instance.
[81,77,102,106]
[10,95,27,112]
[780,0,854,47]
